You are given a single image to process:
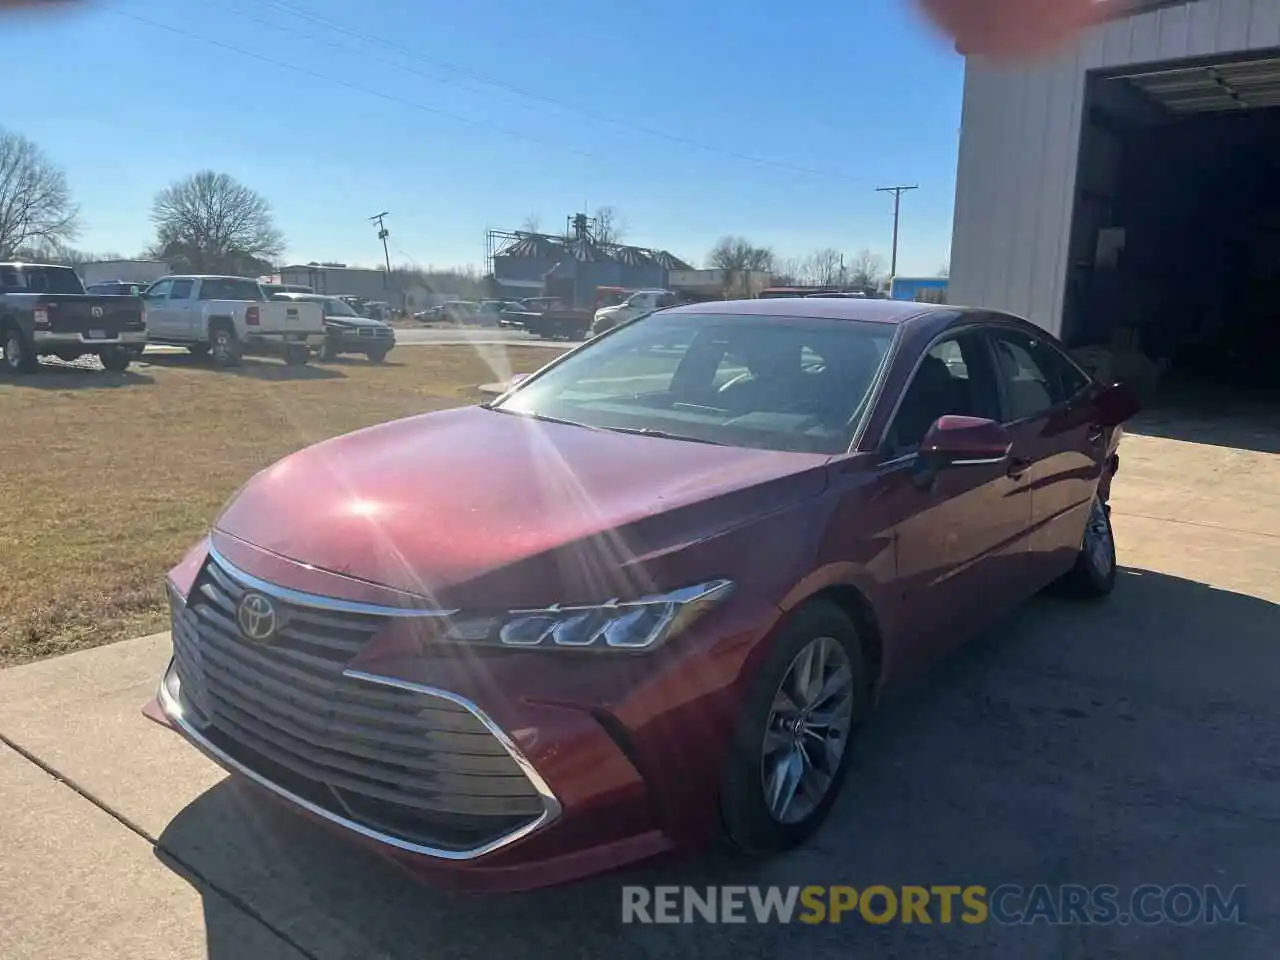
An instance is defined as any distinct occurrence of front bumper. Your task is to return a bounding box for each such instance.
[145,536,775,890]
[330,329,396,350]
[34,329,147,348]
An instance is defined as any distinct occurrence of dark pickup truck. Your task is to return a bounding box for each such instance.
[0,263,147,374]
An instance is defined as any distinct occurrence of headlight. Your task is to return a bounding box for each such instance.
[439,580,735,652]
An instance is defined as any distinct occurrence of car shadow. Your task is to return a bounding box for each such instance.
[145,353,346,381]
[0,359,156,389]
[155,567,1280,959]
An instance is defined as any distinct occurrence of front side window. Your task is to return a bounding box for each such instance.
[144,279,172,300]
[885,331,1000,456]
[168,279,194,299]
[495,313,896,454]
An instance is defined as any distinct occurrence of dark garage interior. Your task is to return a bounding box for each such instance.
[1064,53,1280,404]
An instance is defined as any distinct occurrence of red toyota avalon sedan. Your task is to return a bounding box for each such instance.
[144,298,1138,891]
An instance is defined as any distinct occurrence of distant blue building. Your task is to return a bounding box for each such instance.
[889,276,949,304]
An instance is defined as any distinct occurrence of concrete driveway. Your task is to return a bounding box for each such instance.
[0,408,1277,959]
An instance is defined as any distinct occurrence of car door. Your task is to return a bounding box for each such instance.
[165,278,196,338]
[871,328,1033,666]
[985,325,1103,588]
[141,279,174,336]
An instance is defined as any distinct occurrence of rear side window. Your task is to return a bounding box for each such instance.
[198,278,265,301]
[988,330,1075,420]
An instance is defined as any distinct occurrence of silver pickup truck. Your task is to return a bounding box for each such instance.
[141,275,325,366]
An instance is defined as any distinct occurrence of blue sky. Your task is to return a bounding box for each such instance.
[1,0,963,274]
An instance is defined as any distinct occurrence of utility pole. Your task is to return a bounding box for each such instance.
[369,211,392,287]
[875,185,917,279]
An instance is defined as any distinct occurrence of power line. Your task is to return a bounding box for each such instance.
[112,10,600,161]
[194,0,869,184]
[875,185,918,278]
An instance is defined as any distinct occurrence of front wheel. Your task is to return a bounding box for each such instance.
[319,340,341,362]
[2,326,39,374]
[365,347,389,363]
[720,600,869,855]
[1055,496,1117,599]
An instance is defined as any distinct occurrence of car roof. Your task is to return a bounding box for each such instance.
[661,297,954,325]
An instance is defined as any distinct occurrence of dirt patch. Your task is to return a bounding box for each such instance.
[0,345,565,665]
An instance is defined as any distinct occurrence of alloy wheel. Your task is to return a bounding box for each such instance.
[4,333,23,370]
[761,635,855,825]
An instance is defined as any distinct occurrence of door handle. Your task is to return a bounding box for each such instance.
[1006,456,1032,479]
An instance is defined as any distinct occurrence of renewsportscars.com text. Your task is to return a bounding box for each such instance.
[621,884,1246,926]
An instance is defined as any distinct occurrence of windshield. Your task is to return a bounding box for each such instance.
[324,298,359,316]
[0,265,85,295]
[494,313,896,454]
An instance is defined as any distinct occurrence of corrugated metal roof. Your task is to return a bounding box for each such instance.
[1115,55,1280,112]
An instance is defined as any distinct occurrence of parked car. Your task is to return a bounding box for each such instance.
[270,292,396,362]
[260,283,315,297]
[85,280,149,297]
[439,300,479,324]
[497,301,541,329]
[475,300,515,326]
[145,298,1138,892]
[141,275,325,366]
[590,289,678,336]
[1,262,146,373]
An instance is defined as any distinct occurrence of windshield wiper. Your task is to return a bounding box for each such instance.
[605,426,725,445]
[486,406,601,431]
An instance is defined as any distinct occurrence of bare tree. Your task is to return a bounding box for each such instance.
[0,129,79,258]
[149,170,284,275]
[708,236,775,298]
[520,213,542,233]
[771,256,804,286]
[593,206,626,245]
[847,248,886,291]
[802,248,844,287]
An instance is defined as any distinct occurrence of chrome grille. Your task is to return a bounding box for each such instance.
[170,556,545,851]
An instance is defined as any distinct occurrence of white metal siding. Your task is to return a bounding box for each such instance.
[949,0,1280,337]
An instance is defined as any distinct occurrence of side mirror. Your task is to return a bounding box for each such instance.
[919,415,1012,468]
[1091,381,1142,428]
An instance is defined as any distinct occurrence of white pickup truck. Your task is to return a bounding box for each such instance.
[141,275,325,366]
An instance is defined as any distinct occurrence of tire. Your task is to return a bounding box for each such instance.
[1054,495,1117,599]
[319,340,340,362]
[187,343,210,359]
[2,324,39,374]
[209,324,242,368]
[99,347,133,372]
[284,344,311,366]
[365,347,389,363]
[720,599,870,855]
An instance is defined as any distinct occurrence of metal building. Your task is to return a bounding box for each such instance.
[949,0,1280,364]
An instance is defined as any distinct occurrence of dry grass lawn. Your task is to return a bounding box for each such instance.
[0,345,566,666]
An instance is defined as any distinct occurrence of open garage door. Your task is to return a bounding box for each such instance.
[1064,51,1280,422]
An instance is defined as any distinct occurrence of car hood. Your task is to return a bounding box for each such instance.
[214,405,830,606]
[326,315,387,328]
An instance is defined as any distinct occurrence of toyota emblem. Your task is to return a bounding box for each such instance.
[91,305,104,318]
[236,592,278,643]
